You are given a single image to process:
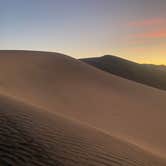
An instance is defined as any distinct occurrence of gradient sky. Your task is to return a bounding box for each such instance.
[0,0,166,64]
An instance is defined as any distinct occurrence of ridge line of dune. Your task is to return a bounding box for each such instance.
[0,50,166,161]
[0,90,165,163]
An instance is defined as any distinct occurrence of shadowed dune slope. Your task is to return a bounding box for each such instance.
[0,50,166,159]
[81,55,166,91]
[0,94,165,166]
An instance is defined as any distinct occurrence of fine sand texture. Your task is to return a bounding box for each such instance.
[0,50,166,165]
[0,94,166,165]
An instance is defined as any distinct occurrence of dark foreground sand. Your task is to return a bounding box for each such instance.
[0,94,165,165]
[0,50,166,165]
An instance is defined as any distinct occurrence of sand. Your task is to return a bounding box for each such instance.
[81,55,166,91]
[0,50,166,165]
[0,93,165,165]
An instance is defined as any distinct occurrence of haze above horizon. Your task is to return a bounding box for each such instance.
[0,0,166,64]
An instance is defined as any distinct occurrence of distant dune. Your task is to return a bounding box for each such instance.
[81,55,166,91]
[0,50,166,165]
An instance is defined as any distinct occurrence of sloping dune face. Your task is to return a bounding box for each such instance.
[0,50,166,160]
[0,95,165,165]
[81,55,166,91]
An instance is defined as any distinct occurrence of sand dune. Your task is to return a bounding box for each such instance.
[81,55,166,91]
[0,50,166,164]
[0,93,165,165]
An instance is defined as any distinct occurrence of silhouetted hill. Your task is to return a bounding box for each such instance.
[81,55,166,91]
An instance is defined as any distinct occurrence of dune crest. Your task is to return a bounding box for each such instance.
[81,55,166,91]
[0,50,166,163]
[0,93,165,165]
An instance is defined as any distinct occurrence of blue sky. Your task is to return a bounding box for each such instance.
[0,0,166,64]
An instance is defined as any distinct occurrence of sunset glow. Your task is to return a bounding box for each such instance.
[132,30,166,39]
[0,0,166,64]
[128,18,166,27]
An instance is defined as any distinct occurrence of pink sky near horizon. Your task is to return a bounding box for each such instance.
[123,16,166,64]
[1,0,166,65]
[128,18,166,27]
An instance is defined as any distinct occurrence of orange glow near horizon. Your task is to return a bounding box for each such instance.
[132,30,166,39]
[1,1,166,65]
[128,18,166,27]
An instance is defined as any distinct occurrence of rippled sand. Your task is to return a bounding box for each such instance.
[0,50,166,165]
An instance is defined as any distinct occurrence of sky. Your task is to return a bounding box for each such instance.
[0,0,166,64]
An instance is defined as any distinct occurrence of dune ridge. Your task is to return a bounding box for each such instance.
[81,55,166,91]
[0,92,166,165]
[0,50,166,164]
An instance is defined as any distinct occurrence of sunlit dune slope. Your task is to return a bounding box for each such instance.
[0,50,166,158]
[0,94,165,165]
